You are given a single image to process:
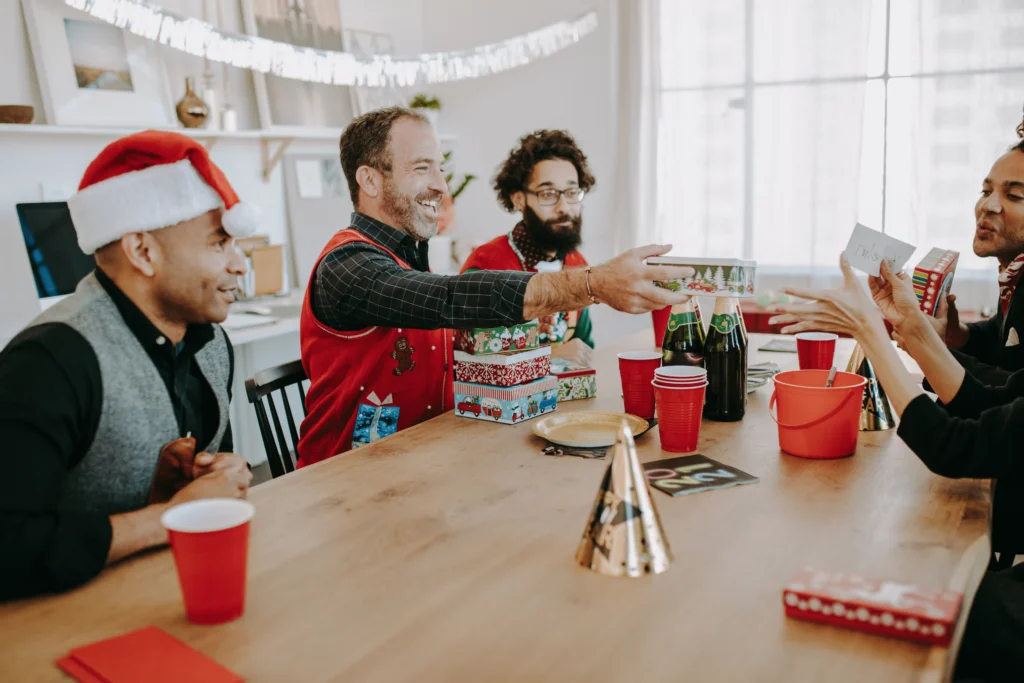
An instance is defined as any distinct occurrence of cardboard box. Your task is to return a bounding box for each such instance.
[454,375,558,425]
[647,257,757,298]
[783,567,962,646]
[455,320,540,355]
[550,358,597,401]
[912,248,959,316]
[454,347,551,387]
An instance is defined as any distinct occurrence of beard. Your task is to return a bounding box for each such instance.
[521,204,583,258]
[381,175,441,242]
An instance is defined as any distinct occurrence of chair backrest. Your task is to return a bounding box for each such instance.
[245,360,308,479]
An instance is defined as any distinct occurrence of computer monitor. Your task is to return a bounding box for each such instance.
[16,201,95,301]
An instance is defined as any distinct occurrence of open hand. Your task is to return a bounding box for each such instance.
[589,244,696,314]
[767,254,887,339]
[551,338,594,367]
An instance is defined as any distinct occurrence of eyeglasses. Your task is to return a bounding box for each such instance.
[526,187,586,206]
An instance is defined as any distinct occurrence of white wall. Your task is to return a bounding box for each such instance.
[0,0,338,344]
[421,0,652,345]
[1,0,648,346]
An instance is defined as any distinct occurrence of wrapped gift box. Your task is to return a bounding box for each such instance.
[782,567,962,646]
[550,358,597,401]
[912,248,959,316]
[454,375,558,425]
[455,320,540,355]
[454,347,551,387]
[647,257,757,298]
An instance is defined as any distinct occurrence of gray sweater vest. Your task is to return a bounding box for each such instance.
[31,273,231,515]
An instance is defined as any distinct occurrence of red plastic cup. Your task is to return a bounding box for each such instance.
[618,351,663,419]
[162,499,255,625]
[653,382,706,452]
[651,306,672,348]
[796,332,838,370]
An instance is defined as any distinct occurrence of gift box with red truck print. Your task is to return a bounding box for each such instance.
[453,376,557,425]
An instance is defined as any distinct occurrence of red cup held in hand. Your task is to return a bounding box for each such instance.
[162,499,255,625]
[796,332,838,371]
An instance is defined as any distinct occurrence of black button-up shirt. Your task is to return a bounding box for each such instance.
[0,268,233,600]
[311,212,535,331]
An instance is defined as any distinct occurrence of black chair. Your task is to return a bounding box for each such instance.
[245,360,308,479]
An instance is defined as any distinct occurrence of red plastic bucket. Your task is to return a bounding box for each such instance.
[769,370,867,459]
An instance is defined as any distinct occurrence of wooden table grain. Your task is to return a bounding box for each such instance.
[0,333,990,683]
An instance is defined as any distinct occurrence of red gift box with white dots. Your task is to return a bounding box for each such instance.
[782,568,962,646]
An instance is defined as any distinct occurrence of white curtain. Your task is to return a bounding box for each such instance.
[613,0,662,252]
[656,0,877,287]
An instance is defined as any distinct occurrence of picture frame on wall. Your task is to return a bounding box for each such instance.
[21,0,176,127]
[240,0,356,132]
[282,153,353,288]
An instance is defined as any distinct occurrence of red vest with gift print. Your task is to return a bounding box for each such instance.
[461,233,587,344]
[297,229,452,467]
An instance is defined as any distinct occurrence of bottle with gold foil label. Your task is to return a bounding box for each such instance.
[662,299,705,367]
[704,297,747,421]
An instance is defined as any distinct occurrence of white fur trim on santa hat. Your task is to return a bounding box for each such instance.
[69,159,223,254]
[222,201,260,239]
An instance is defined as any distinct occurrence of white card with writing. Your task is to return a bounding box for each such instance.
[844,223,917,277]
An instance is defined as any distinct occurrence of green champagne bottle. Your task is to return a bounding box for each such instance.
[661,299,705,367]
[703,296,747,422]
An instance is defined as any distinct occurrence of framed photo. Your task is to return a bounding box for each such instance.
[241,0,356,132]
[341,28,409,117]
[21,0,176,127]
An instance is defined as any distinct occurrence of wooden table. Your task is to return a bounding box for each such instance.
[0,333,991,682]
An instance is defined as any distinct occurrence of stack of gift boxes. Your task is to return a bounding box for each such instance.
[453,320,600,424]
[453,320,559,425]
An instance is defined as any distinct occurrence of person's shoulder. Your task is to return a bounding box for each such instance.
[3,322,92,359]
[0,322,98,388]
[461,234,518,272]
[565,250,589,267]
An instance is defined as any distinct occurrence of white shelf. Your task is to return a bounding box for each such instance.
[0,123,262,140]
[0,123,457,181]
[0,123,457,143]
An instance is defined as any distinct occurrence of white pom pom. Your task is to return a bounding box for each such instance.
[222,201,261,238]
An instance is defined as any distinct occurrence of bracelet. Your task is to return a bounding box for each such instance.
[585,266,600,305]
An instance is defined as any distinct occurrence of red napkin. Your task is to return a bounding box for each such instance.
[56,626,242,683]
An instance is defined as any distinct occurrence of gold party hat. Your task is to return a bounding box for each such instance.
[846,343,895,431]
[575,421,672,577]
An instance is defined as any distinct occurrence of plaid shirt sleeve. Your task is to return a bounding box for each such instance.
[311,243,535,331]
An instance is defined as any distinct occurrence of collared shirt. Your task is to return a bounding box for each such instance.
[0,269,233,600]
[311,212,535,332]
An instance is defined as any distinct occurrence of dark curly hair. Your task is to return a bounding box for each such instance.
[492,130,596,212]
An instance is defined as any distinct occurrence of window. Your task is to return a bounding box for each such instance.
[657,0,1024,274]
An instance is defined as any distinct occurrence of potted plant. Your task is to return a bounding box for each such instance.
[438,151,475,236]
[409,93,441,130]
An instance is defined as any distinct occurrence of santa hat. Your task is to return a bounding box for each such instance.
[68,130,260,255]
